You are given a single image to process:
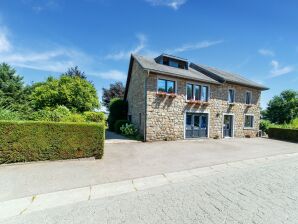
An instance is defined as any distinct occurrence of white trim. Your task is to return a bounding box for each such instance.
[243,114,255,129]
[228,88,236,104]
[184,110,210,139]
[156,75,178,94]
[245,90,252,105]
[222,113,235,138]
[185,81,210,102]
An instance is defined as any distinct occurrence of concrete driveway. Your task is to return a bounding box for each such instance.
[0,138,297,201]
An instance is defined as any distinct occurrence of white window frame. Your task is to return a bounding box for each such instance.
[244,114,254,129]
[245,90,252,105]
[185,82,210,102]
[228,88,236,104]
[156,76,178,94]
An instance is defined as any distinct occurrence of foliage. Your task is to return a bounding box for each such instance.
[83,111,105,122]
[108,98,128,131]
[30,75,99,112]
[62,66,87,79]
[0,121,105,164]
[259,120,271,134]
[61,113,85,123]
[114,120,130,134]
[0,63,31,112]
[0,108,22,121]
[268,127,298,143]
[102,82,125,109]
[27,106,72,122]
[120,123,138,136]
[263,90,298,124]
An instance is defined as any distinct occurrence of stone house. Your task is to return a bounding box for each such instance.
[124,53,268,141]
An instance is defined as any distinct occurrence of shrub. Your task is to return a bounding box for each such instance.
[83,111,105,122]
[0,121,105,164]
[108,98,128,131]
[268,127,298,143]
[0,108,21,121]
[120,123,138,136]
[114,120,130,134]
[28,106,71,122]
[61,114,85,123]
[259,120,271,134]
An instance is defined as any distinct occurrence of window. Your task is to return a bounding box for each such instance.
[201,86,208,102]
[194,85,200,101]
[157,79,175,93]
[169,60,179,68]
[186,84,193,100]
[228,89,235,103]
[245,91,252,104]
[244,115,254,128]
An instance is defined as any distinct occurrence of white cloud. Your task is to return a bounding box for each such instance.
[167,40,223,53]
[146,0,187,10]
[105,34,147,60]
[0,30,11,53]
[269,60,294,77]
[90,70,126,81]
[258,49,275,57]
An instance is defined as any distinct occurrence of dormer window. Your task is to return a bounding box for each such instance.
[155,54,188,70]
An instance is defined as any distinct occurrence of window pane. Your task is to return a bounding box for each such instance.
[228,89,234,103]
[194,85,200,101]
[186,84,193,100]
[194,116,200,127]
[167,80,175,93]
[169,60,179,68]
[186,114,192,125]
[245,115,253,127]
[158,79,166,92]
[200,116,207,128]
[246,92,251,104]
[201,86,208,102]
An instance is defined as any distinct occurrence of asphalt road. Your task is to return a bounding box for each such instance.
[3,153,298,224]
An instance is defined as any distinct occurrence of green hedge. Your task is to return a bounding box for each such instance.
[0,121,105,164]
[268,127,298,143]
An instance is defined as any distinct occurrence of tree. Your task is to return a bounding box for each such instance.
[30,75,100,112]
[263,90,298,124]
[0,63,30,111]
[102,82,125,108]
[63,66,87,79]
[107,98,128,131]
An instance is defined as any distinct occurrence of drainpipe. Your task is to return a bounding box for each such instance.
[144,69,150,142]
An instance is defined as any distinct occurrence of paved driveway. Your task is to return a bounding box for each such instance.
[0,138,297,201]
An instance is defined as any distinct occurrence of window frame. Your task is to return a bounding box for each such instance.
[245,91,252,105]
[185,82,210,102]
[244,114,254,129]
[157,77,177,94]
[228,88,235,104]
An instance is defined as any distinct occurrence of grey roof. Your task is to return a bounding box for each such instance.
[132,54,220,84]
[190,63,269,90]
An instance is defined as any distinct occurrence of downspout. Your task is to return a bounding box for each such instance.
[144,69,150,142]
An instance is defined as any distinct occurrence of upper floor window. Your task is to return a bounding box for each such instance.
[244,115,254,128]
[169,60,179,68]
[157,79,175,93]
[228,89,235,103]
[186,83,208,102]
[245,91,252,104]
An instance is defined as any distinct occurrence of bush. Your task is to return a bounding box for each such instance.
[28,106,71,122]
[108,98,128,131]
[83,111,105,122]
[268,127,298,143]
[114,120,130,134]
[61,113,85,122]
[120,123,138,136]
[0,121,105,164]
[259,120,271,134]
[0,109,22,121]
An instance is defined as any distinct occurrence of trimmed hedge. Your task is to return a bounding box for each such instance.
[0,121,105,164]
[108,98,128,131]
[268,127,298,143]
[114,120,130,134]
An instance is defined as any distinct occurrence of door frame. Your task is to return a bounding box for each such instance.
[222,113,235,138]
[184,110,210,139]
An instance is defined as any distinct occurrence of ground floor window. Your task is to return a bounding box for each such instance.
[244,115,254,128]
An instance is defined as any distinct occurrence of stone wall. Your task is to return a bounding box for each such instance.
[126,60,146,138]
[145,73,261,141]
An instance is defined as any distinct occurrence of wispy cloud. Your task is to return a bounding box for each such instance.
[90,70,126,81]
[258,48,275,57]
[269,60,294,77]
[105,34,147,60]
[146,0,187,10]
[167,40,223,54]
[0,28,11,53]
[22,0,60,13]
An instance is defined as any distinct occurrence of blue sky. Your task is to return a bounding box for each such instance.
[0,0,297,109]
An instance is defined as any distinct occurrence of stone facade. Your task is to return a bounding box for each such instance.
[127,60,261,141]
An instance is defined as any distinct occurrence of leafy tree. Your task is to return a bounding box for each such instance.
[263,90,298,124]
[0,63,30,111]
[30,75,100,112]
[107,98,128,131]
[63,66,87,79]
[102,82,125,108]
